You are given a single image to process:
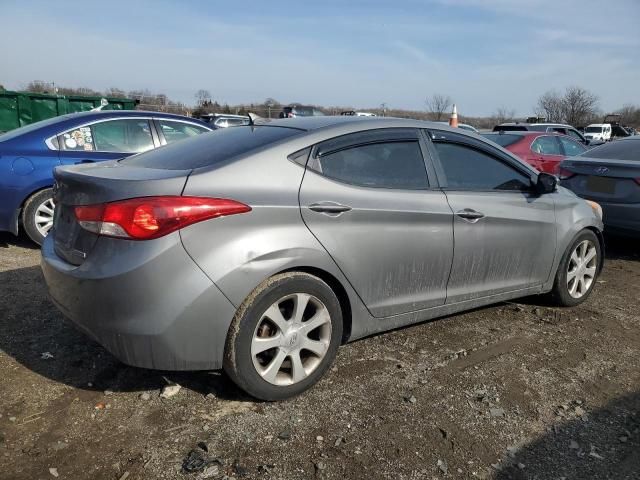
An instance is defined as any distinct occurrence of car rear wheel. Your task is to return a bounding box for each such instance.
[549,229,601,307]
[224,272,343,401]
[22,188,55,246]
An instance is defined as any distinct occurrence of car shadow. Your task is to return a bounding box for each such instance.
[0,232,38,249]
[0,264,253,402]
[604,233,639,262]
[494,390,639,479]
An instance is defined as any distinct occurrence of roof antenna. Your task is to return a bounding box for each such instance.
[247,112,261,125]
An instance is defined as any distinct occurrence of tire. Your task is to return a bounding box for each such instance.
[22,188,55,246]
[224,272,343,401]
[548,229,601,307]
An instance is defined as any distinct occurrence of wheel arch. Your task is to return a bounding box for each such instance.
[278,266,353,344]
[585,226,605,274]
[15,184,55,234]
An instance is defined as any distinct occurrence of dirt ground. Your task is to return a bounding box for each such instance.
[0,232,638,480]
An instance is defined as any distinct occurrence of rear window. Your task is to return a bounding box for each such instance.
[493,125,527,132]
[481,133,523,147]
[120,126,302,170]
[580,139,640,161]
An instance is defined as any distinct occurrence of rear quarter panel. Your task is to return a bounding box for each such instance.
[0,136,60,232]
[179,143,370,324]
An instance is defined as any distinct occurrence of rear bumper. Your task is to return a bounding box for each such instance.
[598,201,640,236]
[41,232,237,370]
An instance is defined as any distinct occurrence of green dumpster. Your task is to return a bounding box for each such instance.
[0,91,139,133]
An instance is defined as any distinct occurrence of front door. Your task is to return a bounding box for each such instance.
[299,128,453,317]
[428,130,557,304]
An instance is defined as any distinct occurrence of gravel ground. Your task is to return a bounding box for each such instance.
[0,232,638,480]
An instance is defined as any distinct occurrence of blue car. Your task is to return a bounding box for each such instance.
[0,110,212,245]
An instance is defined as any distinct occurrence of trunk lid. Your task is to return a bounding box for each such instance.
[561,157,640,204]
[52,160,191,265]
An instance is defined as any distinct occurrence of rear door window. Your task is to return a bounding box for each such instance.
[313,141,428,189]
[558,136,587,156]
[531,136,562,155]
[60,119,155,153]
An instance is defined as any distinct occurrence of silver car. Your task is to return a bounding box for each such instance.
[41,117,604,400]
[560,136,640,237]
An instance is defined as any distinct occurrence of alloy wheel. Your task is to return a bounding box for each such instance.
[251,293,332,386]
[566,239,597,299]
[34,198,56,237]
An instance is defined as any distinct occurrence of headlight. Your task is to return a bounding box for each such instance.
[585,200,603,220]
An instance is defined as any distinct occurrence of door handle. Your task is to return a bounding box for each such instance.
[308,202,352,214]
[75,159,95,164]
[455,209,485,222]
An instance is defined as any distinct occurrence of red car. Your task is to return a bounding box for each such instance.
[482,131,588,175]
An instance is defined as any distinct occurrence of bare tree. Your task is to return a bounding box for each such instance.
[562,86,598,127]
[617,104,640,127]
[536,87,599,126]
[425,94,452,121]
[493,107,516,124]
[105,87,126,98]
[536,90,564,123]
[194,89,212,107]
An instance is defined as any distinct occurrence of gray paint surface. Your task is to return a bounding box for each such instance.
[41,117,604,371]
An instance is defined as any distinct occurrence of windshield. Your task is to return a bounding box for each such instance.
[579,139,640,161]
[481,133,523,147]
[585,126,603,133]
[0,114,76,142]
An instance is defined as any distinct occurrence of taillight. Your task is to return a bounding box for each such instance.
[74,196,251,240]
[558,167,576,180]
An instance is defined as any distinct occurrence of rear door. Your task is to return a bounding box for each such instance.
[56,117,159,166]
[529,135,564,173]
[299,128,453,317]
[427,129,557,303]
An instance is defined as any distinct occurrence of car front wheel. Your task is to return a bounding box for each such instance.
[224,272,343,401]
[22,188,55,246]
[549,229,601,307]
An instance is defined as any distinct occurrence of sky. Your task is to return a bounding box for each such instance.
[1,0,639,116]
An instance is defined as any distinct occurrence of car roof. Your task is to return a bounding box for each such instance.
[258,115,460,133]
[55,109,206,122]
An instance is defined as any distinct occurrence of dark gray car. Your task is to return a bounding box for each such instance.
[41,117,604,400]
[560,136,640,237]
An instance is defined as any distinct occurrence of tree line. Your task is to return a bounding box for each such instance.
[6,81,639,128]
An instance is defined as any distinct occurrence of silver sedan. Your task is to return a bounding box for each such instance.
[41,116,604,400]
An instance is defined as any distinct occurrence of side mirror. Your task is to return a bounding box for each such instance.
[536,172,557,194]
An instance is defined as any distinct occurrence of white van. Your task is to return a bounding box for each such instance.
[584,123,612,142]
